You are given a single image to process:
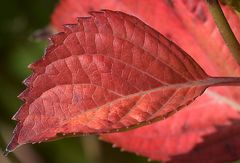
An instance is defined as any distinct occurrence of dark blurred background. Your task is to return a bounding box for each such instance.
[0,0,158,163]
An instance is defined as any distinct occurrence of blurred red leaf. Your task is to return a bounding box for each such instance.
[170,120,240,163]
[7,9,237,153]
[50,0,240,162]
[102,94,240,162]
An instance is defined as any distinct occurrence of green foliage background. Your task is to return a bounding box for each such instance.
[0,0,157,163]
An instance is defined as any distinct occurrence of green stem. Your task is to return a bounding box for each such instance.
[206,0,240,64]
[0,131,21,163]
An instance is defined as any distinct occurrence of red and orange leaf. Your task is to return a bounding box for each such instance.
[51,0,240,110]
[50,0,240,162]
[6,10,240,153]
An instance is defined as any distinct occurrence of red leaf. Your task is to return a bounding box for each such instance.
[51,0,240,106]
[6,10,240,153]
[50,0,240,162]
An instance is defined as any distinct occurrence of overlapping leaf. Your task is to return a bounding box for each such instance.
[102,93,240,162]
[7,9,237,153]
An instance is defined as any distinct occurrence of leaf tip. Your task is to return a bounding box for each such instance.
[4,137,19,156]
[3,148,10,157]
[5,122,25,154]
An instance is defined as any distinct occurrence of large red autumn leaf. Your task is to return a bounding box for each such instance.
[7,9,239,153]
[50,0,240,162]
[51,0,240,110]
